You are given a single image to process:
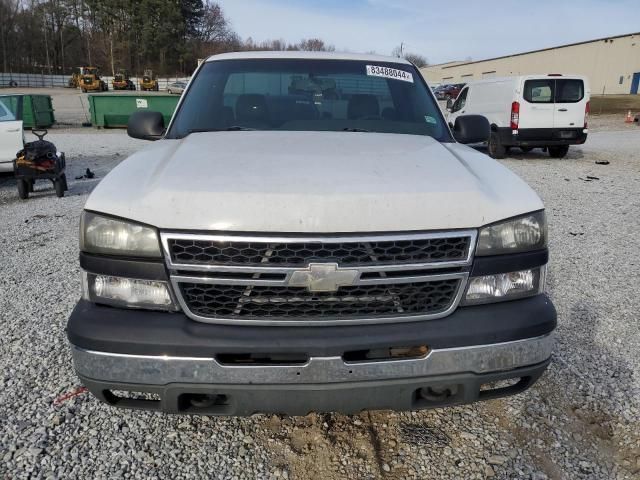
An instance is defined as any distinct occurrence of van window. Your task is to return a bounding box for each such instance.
[450,87,468,112]
[0,96,21,121]
[523,79,584,104]
[524,80,553,103]
[555,79,584,103]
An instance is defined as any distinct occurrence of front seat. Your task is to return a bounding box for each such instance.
[235,94,270,127]
[347,94,379,119]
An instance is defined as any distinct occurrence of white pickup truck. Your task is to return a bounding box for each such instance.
[67,52,555,415]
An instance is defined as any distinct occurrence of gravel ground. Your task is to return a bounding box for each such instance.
[1,125,639,479]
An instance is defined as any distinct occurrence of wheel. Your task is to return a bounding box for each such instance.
[17,179,29,199]
[548,145,569,158]
[54,178,65,197]
[488,132,507,159]
[520,147,533,153]
[61,173,68,191]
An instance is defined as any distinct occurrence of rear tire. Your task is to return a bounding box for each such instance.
[54,178,65,197]
[548,145,569,158]
[488,132,507,159]
[17,179,29,199]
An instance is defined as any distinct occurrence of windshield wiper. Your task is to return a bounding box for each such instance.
[342,127,370,132]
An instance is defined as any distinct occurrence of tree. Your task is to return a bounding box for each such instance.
[391,44,428,67]
[403,52,428,68]
[298,38,334,52]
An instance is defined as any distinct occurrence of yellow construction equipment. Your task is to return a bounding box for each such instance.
[68,67,82,88]
[140,69,159,91]
[112,69,136,91]
[79,67,108,93]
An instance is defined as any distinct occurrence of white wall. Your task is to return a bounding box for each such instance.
[420,33,640,94]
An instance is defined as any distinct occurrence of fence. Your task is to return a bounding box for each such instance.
[0,72,189,90]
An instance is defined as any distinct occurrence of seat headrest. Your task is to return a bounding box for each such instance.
[236,94,269,123]
[347,94,379,119]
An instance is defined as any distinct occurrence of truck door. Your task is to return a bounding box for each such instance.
[0,96,24,168]
[520,79,555,129]
[553,78,587,129]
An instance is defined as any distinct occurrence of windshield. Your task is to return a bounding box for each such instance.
[167,59,450,141]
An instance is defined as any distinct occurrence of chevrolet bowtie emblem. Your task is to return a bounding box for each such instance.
[288,263,359,292]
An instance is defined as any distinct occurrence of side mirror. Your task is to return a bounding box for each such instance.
[127,110,164,140]
[452,115,490,144]
[446,98,454,110]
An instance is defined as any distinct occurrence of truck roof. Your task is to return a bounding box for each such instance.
[205,51,412,65]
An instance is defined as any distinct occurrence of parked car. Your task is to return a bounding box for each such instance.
[167,81,186,94]
[67,51,555,416]
[446,75,589,158]
[435,83,465,100]
[0,95,25,173]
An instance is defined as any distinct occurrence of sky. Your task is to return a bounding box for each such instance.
[216,0,640,64]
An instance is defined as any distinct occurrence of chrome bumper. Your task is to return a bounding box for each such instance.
[72,334,553,386]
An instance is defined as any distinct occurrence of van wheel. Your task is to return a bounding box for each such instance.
[488,132,507,159]
[548,145,569,158]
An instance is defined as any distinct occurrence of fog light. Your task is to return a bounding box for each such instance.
[82,272,177,310]
[463,267,545,305]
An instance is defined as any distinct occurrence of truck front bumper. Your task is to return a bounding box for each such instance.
[68,295,556,415]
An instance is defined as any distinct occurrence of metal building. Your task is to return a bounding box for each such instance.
[421,32,640,95]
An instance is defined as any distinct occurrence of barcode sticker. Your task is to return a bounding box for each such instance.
[366,65,414,83]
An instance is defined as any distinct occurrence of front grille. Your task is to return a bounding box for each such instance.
[179,279,460,320]
[164,231,475,325]
[168,236,470,267]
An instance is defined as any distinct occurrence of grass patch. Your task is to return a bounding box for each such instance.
[591,95,640,114]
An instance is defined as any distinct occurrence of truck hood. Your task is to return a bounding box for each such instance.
[86,131,543,232]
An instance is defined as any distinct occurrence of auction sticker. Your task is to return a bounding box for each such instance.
[366,65,413,83]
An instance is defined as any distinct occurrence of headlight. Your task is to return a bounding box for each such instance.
[80,211,161,257]
[476,211,546,256]
[82,272,177,311]
[462,266,545,305]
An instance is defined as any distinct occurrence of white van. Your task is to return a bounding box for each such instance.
[0,95,25,172]
[446,75,589,159]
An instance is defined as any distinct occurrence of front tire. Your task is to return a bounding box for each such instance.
[548,145,569,158]
[488,132,507,159]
